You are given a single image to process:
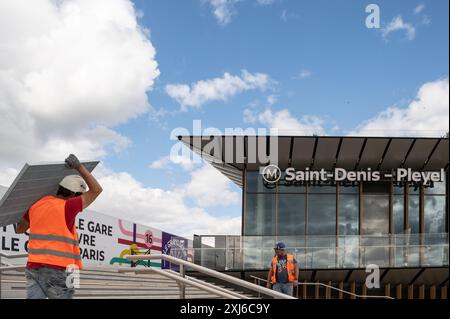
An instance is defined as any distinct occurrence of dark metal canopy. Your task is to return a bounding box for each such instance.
[179,136,449,188]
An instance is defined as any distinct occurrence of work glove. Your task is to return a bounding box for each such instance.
[65,154,81,170]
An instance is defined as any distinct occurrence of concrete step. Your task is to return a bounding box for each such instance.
[1,267,253,299]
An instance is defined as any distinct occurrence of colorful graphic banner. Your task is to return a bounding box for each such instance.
[1,209,192,269]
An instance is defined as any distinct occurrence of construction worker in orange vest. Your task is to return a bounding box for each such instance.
[266,241,299,296]
[16,154,102,299]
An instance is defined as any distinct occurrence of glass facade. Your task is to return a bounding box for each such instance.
[338,184,359,236]
[244,171,448,237]
[243,169,448,269]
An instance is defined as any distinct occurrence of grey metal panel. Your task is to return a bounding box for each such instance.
[234,136,245,170]
[425,139,449,170]
[298,270,313,282]
[291,137,316,170]
[201,136,222,162]
[0,161,99,227]
[313,138,340,170]
[380,139,414,170]
[347,269,369,284]
[276,137,291,169]
[412,267,448,286]
[210,162,243,188]
[315,270,349,282]
[358,138,389,169]
[223,136,235,164]
[247,136,268,171]
[403,139,439,169]
[336,138,365,169]
[380,268,423,285]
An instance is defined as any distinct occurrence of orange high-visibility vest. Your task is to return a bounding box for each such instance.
[27,196,82,269]
[271,254,297,284]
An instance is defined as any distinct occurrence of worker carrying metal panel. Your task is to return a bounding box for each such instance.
[14,154,103,299]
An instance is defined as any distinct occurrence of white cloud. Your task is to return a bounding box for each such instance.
[183,164,240,208]
[0,0,159,166]
[281,9,300,22]
[90,166,241,237]
[206,0,276,26]
[149,152,202,171]
[267,94,277,106]
[351,78,449,136]
[0,0,242,238]
[256,0,275,5]
[421,14,431,25]
[295,69,312,79]
[244,108,326,135]
[207,0,236,26]
[166,70,272,111]
[414,4,425,14]
[0,168,20,189]
[382,16,416,41]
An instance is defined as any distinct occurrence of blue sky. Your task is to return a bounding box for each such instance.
[104,0,448,218]
[0,0,448,236]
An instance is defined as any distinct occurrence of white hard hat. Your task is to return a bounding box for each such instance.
[59,175,87,193]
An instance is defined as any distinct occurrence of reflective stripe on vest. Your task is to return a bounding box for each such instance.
[28,196,82,269]
[271,254,297,284]
[29,234,80,246]
[28,249,82,260]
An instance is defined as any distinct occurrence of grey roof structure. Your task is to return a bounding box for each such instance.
[0,161,98,227]
[179,136,449,188]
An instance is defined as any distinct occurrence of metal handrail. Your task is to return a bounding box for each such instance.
[120,265,240,299]
[249,275,394,299]
[0,252,28,299]
[122,254,296,299]
[166,270,251,299]
[0,252,27,271]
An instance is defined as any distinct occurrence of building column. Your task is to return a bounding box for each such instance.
[362,284,367,299]
[430,286,436,299]
[419,285,425,299]
[441,286,447,299]
[385,283,391,298]
[339,281,344,299]
[314,280,320,299]
[350,282,356,299]
[396,284,402,299]
[408,285,414,299]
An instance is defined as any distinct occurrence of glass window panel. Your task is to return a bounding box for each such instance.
[360,236,390,268]
[424,196,446,233]
[338,236,359,268]
[393,195,404,234]
[278,194,305,236]
[408,196,420,234]
[424,179,446,195]
[408,182,420,195]
[246,171,276,193]
[306,236,336,268]
[278,172,306,193]
[363,181,390,194]
[308,184,336,194]
[308,194,336,235]
[339,195,359,235]
[362,195,389,235]
[338,182,359,194]
[244,193,276,236]
[393,183,405,195]
[242,236,275,270]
